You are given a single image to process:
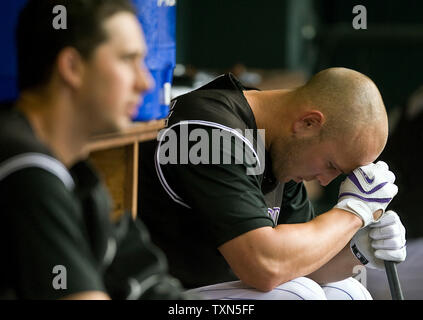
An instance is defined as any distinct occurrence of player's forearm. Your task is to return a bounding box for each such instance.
[269,208,362,283]
[219,208,362,291]
[307,243,362,284]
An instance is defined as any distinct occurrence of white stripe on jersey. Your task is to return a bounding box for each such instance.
[154,120,262,208]
[0,152,75,190]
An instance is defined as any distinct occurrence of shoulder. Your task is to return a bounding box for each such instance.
[0,108,53,162]
[168,91,243,128]
[0,108,74,189]
[1,165,77,224]
[0,109,76,217]
[168,74,255,130]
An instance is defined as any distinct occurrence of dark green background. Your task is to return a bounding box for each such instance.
[176,0,423,112]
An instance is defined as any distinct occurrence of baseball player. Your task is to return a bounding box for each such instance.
[138,69,406,299]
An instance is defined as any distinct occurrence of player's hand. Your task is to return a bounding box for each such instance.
[334,161,398,228]
[350,210,406,270]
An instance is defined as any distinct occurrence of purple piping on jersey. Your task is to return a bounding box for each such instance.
[338,192,392,203]
[348,172,388,194]
[273,288,306,300]
[321,285,354,300]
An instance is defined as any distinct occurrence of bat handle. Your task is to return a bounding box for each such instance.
[384,261,404,300]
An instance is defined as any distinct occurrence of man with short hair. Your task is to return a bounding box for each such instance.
[0,0,188,300]
[139,69,406,299]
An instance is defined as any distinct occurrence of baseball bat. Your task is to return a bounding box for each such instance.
[384,261,404,300]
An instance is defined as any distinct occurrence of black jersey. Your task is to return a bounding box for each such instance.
[138,73,315,289]
[0,106,188,299]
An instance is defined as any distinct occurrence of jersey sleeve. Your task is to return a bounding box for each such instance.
[278,180,316,224]
[159,125,274,247]
[4,168,106,299]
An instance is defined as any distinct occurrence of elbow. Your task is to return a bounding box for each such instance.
[219,227,303,292]
[236,259,290,292]
[253,278,280,293]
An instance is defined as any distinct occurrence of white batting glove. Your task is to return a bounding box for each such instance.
[350,210,406,270]
[334,161,398,228]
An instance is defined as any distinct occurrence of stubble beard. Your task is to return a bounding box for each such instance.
[270,136,314,183]
[270,137,296,183]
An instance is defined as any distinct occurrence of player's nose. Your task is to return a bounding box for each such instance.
[135,64,154,94]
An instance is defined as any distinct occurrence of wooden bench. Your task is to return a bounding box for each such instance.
[86,120,164,222]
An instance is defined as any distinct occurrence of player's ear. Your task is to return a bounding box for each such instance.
[55,47,85,89]
[292,110,325,138]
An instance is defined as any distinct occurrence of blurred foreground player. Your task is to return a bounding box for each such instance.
[0,0,190,300]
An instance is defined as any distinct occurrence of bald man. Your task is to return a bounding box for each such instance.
[138,68,406,299]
